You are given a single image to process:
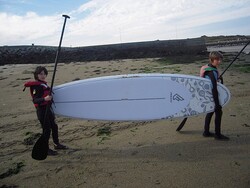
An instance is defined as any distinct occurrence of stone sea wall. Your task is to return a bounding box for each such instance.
[0,37,206,65]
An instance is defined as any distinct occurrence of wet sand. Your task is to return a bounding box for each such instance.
[0,55,249,187]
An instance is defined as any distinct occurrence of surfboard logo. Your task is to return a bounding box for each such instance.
[173,93,184,101]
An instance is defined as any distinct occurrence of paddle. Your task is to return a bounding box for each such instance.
[32,15,70,160]
[176,40,250,132]
[219,40,250,79]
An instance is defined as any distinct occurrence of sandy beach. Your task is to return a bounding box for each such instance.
[0,53,249,187]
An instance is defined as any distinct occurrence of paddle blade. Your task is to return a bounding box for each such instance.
[32,135,48,160]
[176,118,188,131]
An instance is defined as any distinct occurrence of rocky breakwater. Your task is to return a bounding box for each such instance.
[0,37,206,65]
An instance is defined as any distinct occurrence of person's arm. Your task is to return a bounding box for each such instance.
[206,71,221,110]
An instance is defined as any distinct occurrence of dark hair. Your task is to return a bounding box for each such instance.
[33,66,48,80]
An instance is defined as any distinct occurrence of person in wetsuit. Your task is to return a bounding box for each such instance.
[24,66,67,155]
[200,51,229,140]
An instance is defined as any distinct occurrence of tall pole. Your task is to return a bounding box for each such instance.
[50,15,70,91]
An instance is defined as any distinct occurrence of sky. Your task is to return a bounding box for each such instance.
[0,0,250,47]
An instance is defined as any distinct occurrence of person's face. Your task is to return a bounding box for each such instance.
[37,71,47,81]
[212,58,222,68]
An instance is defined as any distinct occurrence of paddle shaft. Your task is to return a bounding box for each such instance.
[44,15,70,127]
[50,14,70,92]
[219,40,250,79]
[32,15,70,160]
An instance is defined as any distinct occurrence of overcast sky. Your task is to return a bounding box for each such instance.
[0,0,250,47]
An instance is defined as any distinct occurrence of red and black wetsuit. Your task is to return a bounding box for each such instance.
[24,80,59,145]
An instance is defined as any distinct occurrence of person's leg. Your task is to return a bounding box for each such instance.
[215,110,222,136]
[37,107,58,155]
[47,110,59,144]
[214,110,229,140]
[37,108,51,142]
[203,112,214,136]
[48,109,67,149]
[51,120,59,145]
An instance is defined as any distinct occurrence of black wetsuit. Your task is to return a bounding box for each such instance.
[31,83,59,145]
[204,65,222,136]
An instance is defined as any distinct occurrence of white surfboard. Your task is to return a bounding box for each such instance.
[52,74,230,121]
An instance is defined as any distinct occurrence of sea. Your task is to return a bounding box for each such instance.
[207,45,250,54]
